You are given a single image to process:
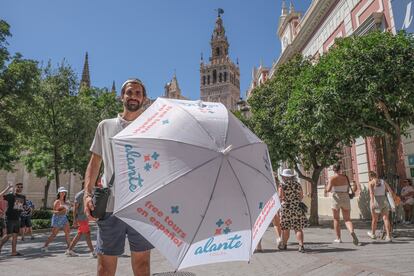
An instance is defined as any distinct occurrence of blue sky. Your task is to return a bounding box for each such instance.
[1,0,311,100]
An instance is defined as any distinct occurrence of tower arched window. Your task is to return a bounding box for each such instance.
[203,76,206,85]
[224,72,227,82]
[216,47,220,56]
[207,75,210,85]
[213,70,217,83]
[219,73,222,82]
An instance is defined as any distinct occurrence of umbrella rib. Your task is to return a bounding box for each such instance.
[114,155,220,215]
[228,156,277,194]
[176,157,224,270]
[231,141,263,152]
[224,110,231,146]
[175,104,218,149]
[227,158,254,259]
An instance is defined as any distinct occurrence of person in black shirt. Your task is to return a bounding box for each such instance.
[0,182,26,256]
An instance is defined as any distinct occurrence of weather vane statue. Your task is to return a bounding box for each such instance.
[215,8,224,17]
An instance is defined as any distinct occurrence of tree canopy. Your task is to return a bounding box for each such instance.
[248,31,414,224]
[0,19,40,170]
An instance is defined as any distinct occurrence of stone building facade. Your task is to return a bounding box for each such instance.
[164,74,188,100]
[200,12,240,110]
[246,63,270,100]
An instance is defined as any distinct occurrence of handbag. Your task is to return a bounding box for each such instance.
[299,202,308,214]
[91,174,114,220]
[345,175,355,199]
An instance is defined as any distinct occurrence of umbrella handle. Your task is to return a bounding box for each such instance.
[221,145,233,155]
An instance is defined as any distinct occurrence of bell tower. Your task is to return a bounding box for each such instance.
[200,9,240,110]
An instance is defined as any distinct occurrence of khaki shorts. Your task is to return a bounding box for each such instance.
[331,192,351,210]
[373,195,389,214]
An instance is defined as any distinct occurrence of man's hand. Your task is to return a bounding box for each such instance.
[83,153,101,222]
[84,195,96,222]
[72,219,78,228]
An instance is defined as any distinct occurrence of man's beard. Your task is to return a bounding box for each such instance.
[124,99,142,112]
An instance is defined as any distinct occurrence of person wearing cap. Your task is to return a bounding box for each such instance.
[41,186,71,252]
[83,78,153,276]
[277,169,309,253]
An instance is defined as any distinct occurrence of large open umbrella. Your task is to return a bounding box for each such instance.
[112,98,280,270]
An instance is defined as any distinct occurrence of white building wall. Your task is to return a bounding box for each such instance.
[302,0,357,57]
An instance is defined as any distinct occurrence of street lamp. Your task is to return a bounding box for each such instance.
[236,97,250,117]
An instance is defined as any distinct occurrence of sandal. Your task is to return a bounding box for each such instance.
[278,242,287,250]
[298,245,305,253]
[11,252,23,256]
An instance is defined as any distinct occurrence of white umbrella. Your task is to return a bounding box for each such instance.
[112,98,280,270]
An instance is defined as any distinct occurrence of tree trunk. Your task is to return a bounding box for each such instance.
[383,133,400,190]
[43,179,51,209]
[309,168,323,226]
[54,146,60,191]
[294,164,323,226]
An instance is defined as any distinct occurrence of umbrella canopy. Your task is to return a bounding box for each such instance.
[112,98,280,270]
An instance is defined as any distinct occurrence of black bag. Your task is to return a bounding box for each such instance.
[91,174,114,220]
[345,175,355,199]
[299,202,308,214]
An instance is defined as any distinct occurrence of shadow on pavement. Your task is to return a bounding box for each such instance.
[306,247,357,254]
[153,272,196,276]
[259,249,279,253]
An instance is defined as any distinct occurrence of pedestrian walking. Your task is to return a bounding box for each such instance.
[400,178,414,224]
[277,169,309,253]
[367,171,393,242]
[65,186,95,257]
[325,163,359,245]
[20,198,35,241]
[83,78,153,276]
[41,187,71,252]
[0,182,26,256]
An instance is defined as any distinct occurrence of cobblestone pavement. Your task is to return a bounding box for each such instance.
[0,221,413,276]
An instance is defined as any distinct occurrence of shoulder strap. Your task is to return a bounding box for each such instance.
[344,175,352,191]
[108,173,115,188]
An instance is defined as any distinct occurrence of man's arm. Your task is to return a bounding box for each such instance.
[83,153,102,221]
[325,177,333,193]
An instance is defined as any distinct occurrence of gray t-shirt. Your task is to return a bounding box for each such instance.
[90,115,132,212]
[75,190,87,220]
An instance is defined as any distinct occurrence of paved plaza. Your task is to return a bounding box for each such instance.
[0,221,413,276]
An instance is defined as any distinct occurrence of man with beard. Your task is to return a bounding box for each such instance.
[0,182,26,256]
[83,79,153,276]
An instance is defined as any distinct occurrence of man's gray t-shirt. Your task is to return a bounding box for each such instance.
[75,190,87,220]
[90,115,132,213]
